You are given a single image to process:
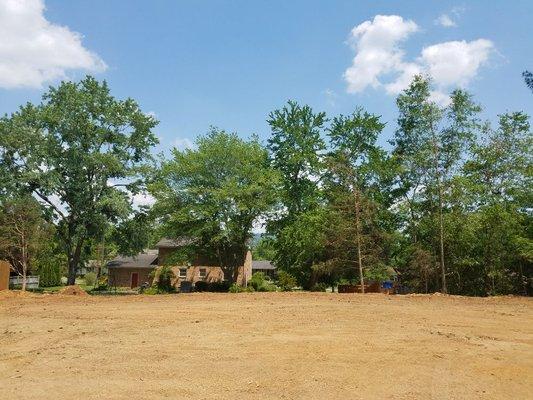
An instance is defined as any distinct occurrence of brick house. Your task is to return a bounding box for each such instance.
[107,250,158,289]
[107,238,256,289]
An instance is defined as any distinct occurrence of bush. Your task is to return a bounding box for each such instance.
[194,281,209,292]
[229,283,255,293]
[276,271,297,291]
[150,265,176,293]
[84,272,97,286]
[143,287,162,295]
[195,281,231,292]
[229,283,244,293]
[310,282,328,292]
[258,282,277,292]
[249,272,266,291]
[249,272,276,292]
[38,262,62,287]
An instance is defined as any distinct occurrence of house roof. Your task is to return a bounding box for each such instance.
[252,260,276,270]
[155,237,195,248]
[107,250,158,269]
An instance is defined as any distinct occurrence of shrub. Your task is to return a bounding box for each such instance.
[310,282,328,292]
[249,272,267,291]
[276,271,297,291]
[229,283,256,293]
[84,272,97,286]
[209,281,231,292]
[150,265,176,293]
[143,287,161,295]
[38,262,62,287]
[258,281,277,292]
[195,281,231,292]
[194,281,209,292]
[229,283,244,293]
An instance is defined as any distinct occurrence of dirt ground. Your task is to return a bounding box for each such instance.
[1,292,532,400]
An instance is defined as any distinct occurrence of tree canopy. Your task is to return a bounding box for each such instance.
[150,128,279,280]
[0,76,158,284]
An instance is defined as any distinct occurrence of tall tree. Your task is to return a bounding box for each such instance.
[392,76,480,293]
[0,76,158,284]
[266,101,326,284]
[267,101,326,219]
[151,128,279,281]
[463,112,532,294]
[0,196,49,290]
[326,108,387,292]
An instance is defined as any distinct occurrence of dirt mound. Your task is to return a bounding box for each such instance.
[58,285,88,296]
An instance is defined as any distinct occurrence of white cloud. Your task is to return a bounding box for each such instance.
[421,39,493,88]
[344,15,419,93]
[344,14,494,104]
[435,14,456,27]
[0,0,106,88]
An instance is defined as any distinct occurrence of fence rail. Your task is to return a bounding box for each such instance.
[9,275,40,289]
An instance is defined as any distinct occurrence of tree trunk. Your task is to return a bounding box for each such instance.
[21,261,27,291]
[432,131,447,294]
[67,238,84,285]
[437,175,447,294]
[354,189,364,293]
[21,236,28,291]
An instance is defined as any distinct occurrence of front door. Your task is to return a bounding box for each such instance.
[131,272,139,288]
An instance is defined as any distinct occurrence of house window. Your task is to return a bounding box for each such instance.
[179,268,187,278]
[199,268,207,279]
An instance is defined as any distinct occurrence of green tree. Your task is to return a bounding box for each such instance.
[266,101,327,285]
[0,196,50,290]
[151,128,279,281]
[252,236,276,261]
[267,101,326,219]
[273,207,331,286]
[325,108,388,291]
[463,112,532,294]
[391,76,480,293]
[0,76,158,284]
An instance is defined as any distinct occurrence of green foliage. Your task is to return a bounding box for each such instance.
[363,263,393,282]
[84,272,97,287]
[38,262,62,287]
[0,76,158,285]
[195,281,231,292]
[37,261,62,287]
[252,237,276,261]
[143,286,163,295]
[228,283,252,293]
[0,73,531,297]
[248,272,277,292]
[276,270,297,291]
[310,283,328,292]
[523,71,533,93]
[249,272,266,290]
[113,211,155,257]
[267,101,326,217]
[151,265,176,293]
[0,195,52,287]
[273,208,331,286]
[151,128,279,281]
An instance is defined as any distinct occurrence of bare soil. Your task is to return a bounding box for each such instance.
[1,292,532,400]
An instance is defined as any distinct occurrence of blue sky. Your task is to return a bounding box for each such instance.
[1,0,532,154]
